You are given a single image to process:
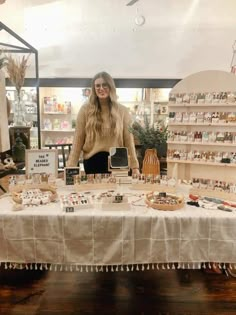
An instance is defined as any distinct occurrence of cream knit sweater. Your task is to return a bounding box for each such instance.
[67,103,139,169]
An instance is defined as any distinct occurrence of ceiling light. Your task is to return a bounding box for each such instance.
[135,15,145,26]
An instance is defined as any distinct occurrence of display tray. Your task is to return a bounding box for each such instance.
[10,183,57,204]
[131,184,176,193]
[60,193,92,212]
[189,188,236,202]
[145,192,184,211]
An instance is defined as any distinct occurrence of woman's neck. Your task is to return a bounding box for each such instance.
[99,99,110,111]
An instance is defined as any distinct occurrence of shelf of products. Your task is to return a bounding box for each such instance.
[167,70,236,183]
[38,87,171,162]
[41,96,75,146]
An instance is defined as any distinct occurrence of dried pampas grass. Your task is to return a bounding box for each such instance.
[5,54,30,95]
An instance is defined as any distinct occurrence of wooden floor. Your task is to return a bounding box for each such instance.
[0,267,236,315]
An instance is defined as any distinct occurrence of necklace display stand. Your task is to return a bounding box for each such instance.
[108,156,131,184]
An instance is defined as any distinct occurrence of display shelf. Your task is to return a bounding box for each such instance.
[40,94,74,147]
[167,141,235,147]
[168,122,236,126]
[167,159,236,167]
[167,70,236,182]
[169,103,236,107]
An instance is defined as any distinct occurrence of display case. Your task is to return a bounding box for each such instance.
[0,21,40,149]
[7,87,38,149]
[167,70,236,183]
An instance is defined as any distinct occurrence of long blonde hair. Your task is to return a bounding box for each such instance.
[86,72,121,141]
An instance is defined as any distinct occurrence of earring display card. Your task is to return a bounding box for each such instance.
[60,193,92,212]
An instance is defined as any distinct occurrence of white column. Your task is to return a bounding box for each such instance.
[0,70,10,152]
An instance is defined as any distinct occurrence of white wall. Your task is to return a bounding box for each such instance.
[0,0,235,79]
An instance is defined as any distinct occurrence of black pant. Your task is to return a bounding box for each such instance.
[83,151,110,174]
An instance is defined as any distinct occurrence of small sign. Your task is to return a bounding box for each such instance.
[25,149,58,176]
[65,207,74,213]
[64,167,80,185]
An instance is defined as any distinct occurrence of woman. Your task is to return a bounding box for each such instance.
[67,71,139,175]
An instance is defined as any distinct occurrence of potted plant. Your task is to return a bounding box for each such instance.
[129,115,168,158]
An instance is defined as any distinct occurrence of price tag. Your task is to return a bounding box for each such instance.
[65,206,74,213]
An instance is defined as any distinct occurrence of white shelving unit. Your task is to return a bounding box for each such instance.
[167,70,236,182]
[41,102,74,147]
[39,87,88,147]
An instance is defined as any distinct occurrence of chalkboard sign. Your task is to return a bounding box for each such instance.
[25,149,58,176]
[64,167,80,185]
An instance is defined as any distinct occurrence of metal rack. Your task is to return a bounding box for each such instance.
[0,21,41,148]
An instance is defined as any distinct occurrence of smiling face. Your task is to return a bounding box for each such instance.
[94,77,110,101]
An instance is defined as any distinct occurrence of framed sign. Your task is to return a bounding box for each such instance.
[64,167,80,185]
[25,149,58,176]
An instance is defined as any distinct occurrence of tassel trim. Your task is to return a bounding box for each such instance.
[1,262,235,272]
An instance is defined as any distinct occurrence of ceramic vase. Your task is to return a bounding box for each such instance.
[142,148,160,176]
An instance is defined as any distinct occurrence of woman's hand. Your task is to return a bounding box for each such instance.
[132,168,140,176]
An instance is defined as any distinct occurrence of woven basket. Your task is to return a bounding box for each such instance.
[145,191,184,211]
[11,184,57,204]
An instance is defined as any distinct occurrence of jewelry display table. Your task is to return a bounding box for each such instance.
[0,182,236,272]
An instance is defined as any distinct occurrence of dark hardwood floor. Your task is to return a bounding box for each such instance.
[0,266,236,315]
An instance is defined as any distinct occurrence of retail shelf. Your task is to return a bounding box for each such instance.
[169,103,236,107]
[168,122,236,126]
[167,159,236,167]
[167,71,236,182]
[167,141,236,146]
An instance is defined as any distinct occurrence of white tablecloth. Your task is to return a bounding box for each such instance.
[0,186,236,270]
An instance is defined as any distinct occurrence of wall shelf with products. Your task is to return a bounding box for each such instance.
[41,96,75,147]
[168,141,235,147]
[167,70,236,183]
[167,160,236,167]
[39,87,90,147]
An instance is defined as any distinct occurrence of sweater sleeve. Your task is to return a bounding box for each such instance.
[122,107,139,169]
[66,105,87,167]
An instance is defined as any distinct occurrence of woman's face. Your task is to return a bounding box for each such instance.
[94,77,110,100]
